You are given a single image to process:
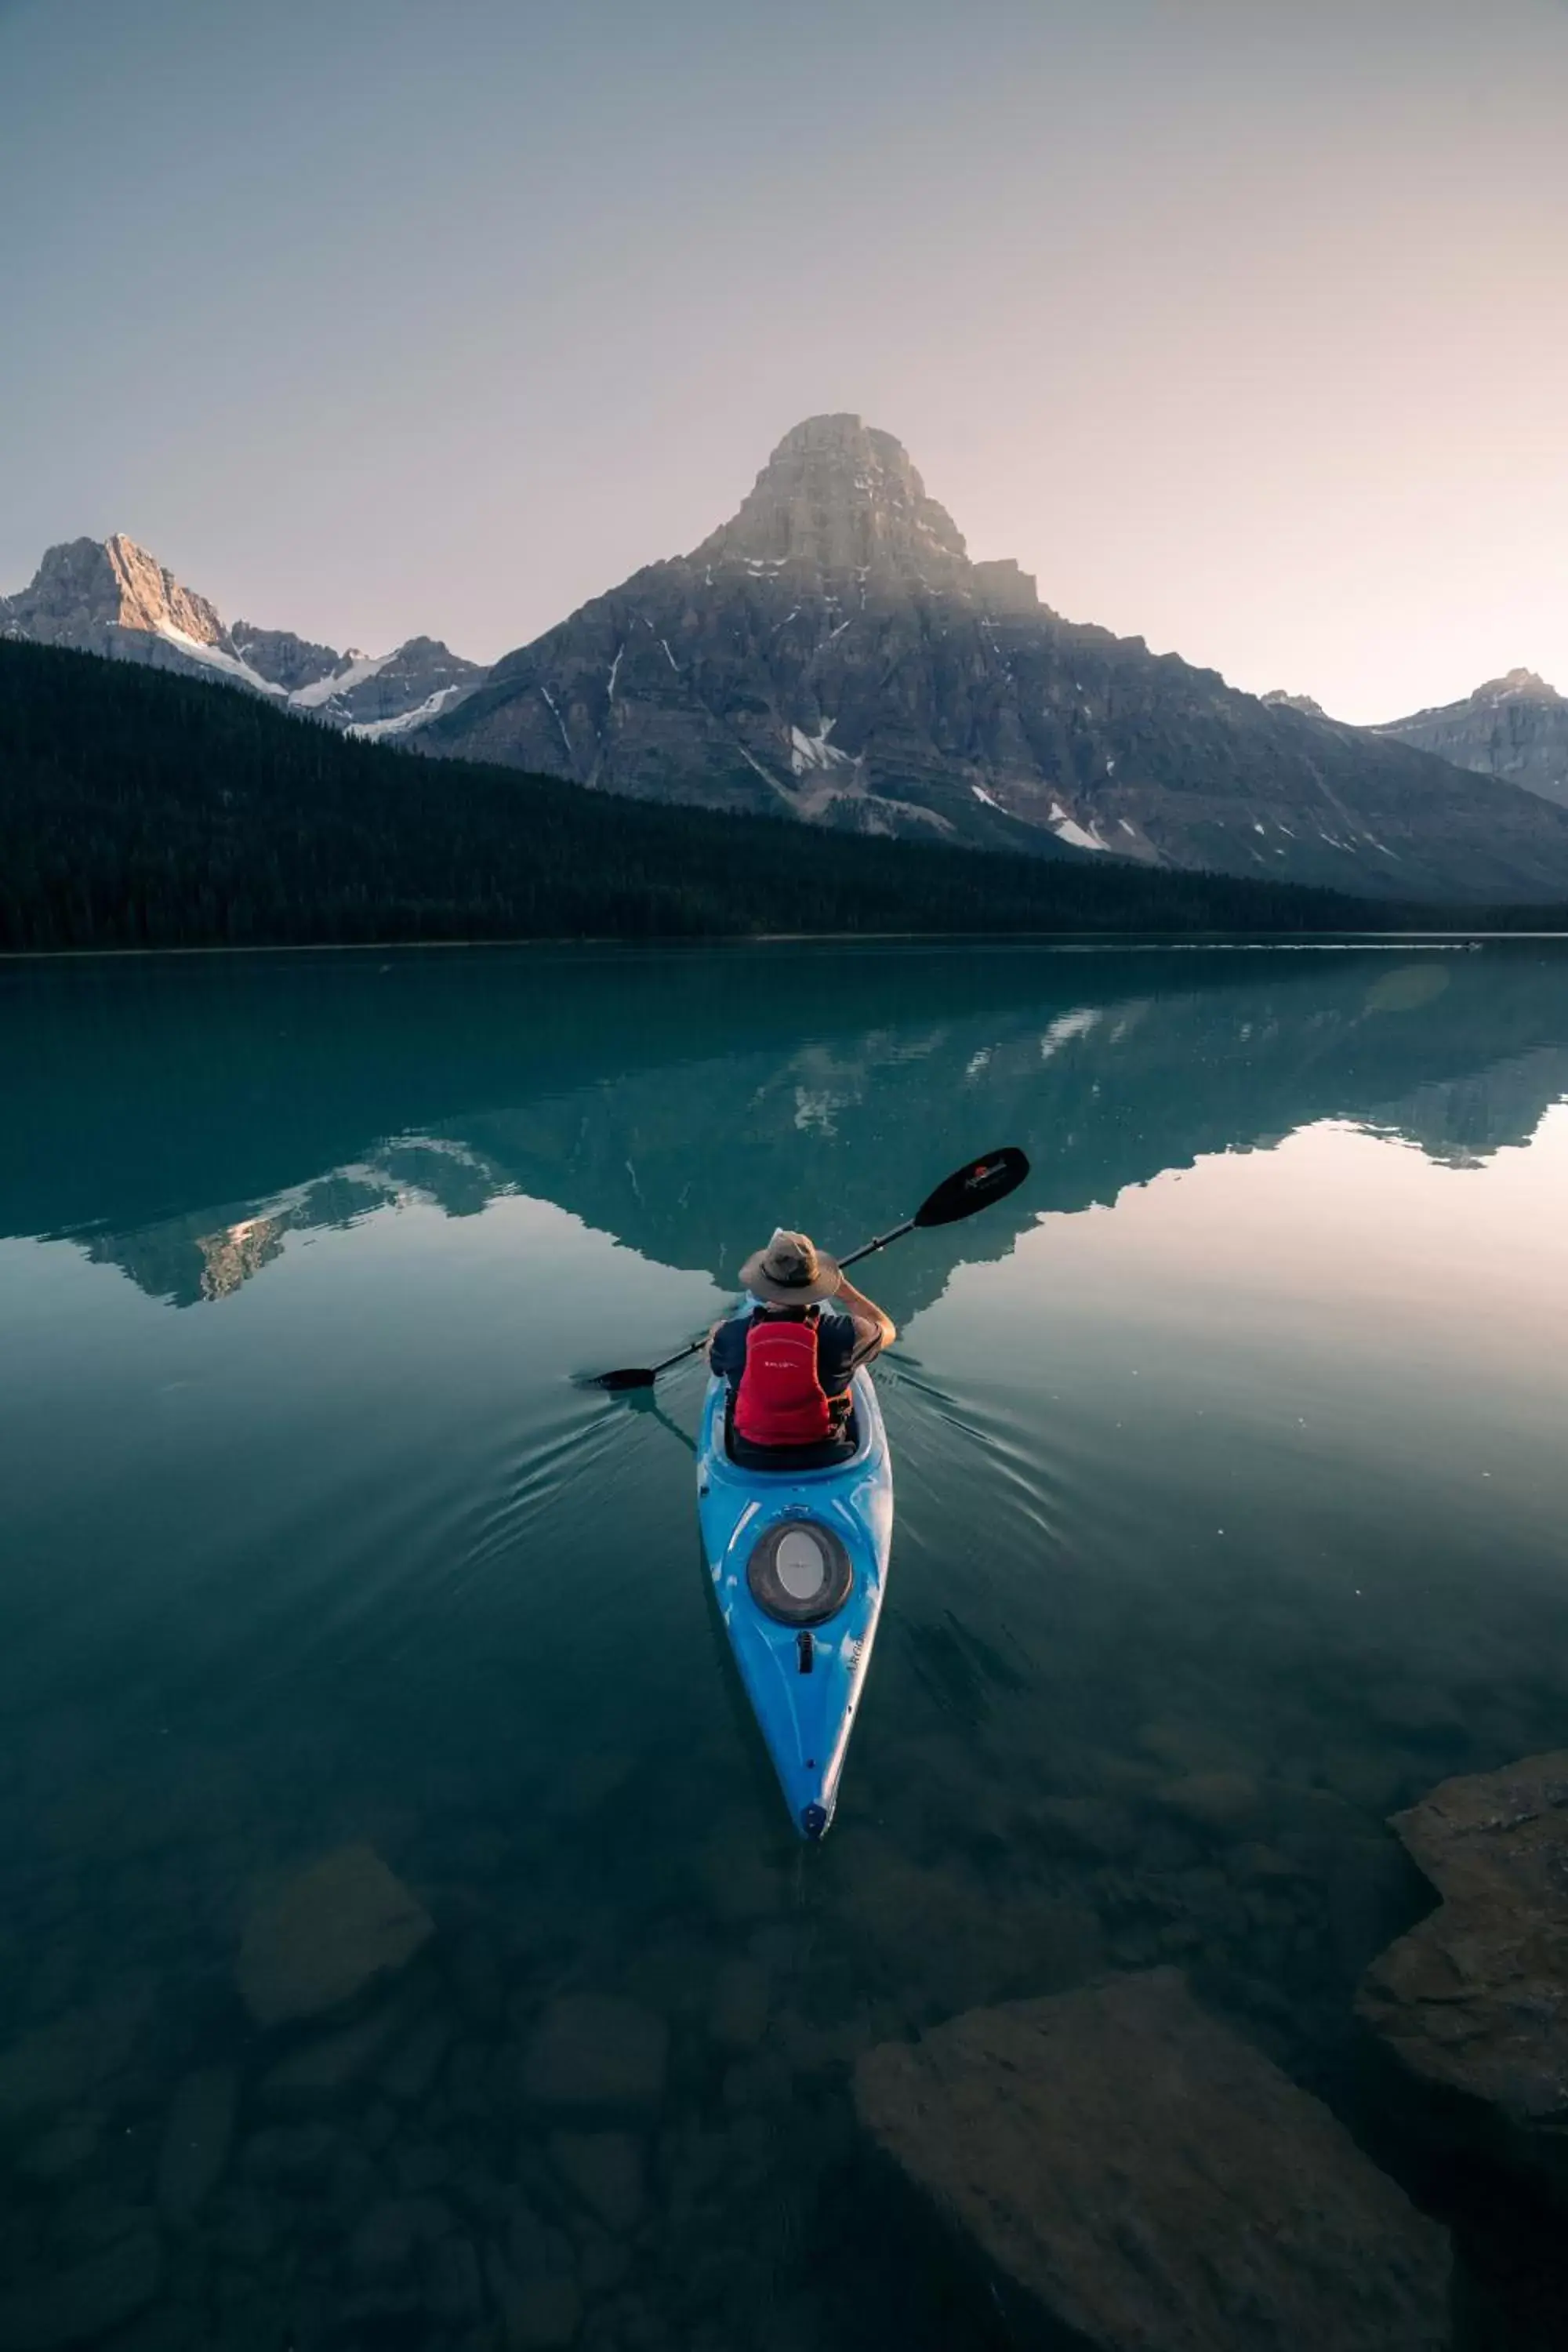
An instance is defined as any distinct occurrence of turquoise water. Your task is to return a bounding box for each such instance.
[2,939,1567,2349]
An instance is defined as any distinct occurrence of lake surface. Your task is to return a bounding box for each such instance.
[3,938,1568,2350]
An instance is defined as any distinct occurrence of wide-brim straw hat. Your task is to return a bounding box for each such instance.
[739,1227,843,1306]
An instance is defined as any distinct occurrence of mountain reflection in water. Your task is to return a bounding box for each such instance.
[5,941,1566,1312]
[2,939,1568,2352]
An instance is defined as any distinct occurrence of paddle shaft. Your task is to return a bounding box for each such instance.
[590,1147,1028,1391]
[838,1219,916,1272]
[635,1221,913,1383]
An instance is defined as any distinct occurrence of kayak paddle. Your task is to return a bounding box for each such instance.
[586,1145,1029,1392]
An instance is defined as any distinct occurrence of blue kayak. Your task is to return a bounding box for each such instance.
[696,1367,893,1841]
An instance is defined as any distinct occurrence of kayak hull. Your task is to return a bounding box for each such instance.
[696,1370,892,1840]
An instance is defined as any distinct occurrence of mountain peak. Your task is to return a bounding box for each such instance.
[1261,688,1329,719]
[2,533,485,731]
[5,532,229,650]
[1483,667,1560,703]
[1377,667,1568,813]
[695,412,968,577]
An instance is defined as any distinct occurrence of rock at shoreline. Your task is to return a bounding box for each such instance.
[1358,1750,1568,2194]
[854,1969,1451,2351]
[237,1844,434,2027]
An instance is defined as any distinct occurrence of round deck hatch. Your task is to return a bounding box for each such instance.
[746,1519,853,1626]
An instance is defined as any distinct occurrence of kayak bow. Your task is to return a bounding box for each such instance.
[696,1367,893,1841]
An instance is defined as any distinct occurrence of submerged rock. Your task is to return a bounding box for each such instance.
[1153,1769,1263,1832]
[548,2129,645,2234]
[522,1994,668,2111]
[1358,1749,1568,2196]
[238,2119,342,2180]
[710,1958,771,2052]
[347,2194,455,2278]
[257,1981,429,2108]
[420,2232,485,2326]
[157,2066,238,2223]
[484,2248,582,2350]
[381,2012,454,2106]
[854,1968,1451,2351]
[237,1843,434,2027]
[836,1850,1105,2017]
[0,2230,162,2351]
[1029,1794,1140,1861]
[15,2117,103,2185]
[0,1994,151,2129]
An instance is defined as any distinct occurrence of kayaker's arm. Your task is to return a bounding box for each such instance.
[837,1276,895,1363]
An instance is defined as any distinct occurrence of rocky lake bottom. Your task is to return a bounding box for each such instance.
[2,940,1567,2350]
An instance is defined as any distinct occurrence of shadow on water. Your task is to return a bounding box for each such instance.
[1,939,1566,2347]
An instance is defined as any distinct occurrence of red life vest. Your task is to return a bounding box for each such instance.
[735,1314,833,1446]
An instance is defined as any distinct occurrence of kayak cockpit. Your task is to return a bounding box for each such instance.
[716,1387,870,1476]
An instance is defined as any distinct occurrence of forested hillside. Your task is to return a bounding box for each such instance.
[0,641,1538,951]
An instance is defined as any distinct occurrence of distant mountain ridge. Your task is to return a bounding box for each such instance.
[0,532,485,736]
[1371,669,1568,812]
[8,432,1568,906]
[411,414,1568,905]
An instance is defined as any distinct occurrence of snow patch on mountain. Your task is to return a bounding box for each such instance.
[154,622,289,696]
[789,720,852,775]
[348,684,476,741]
[290,650,390,710]
[1048,802,1108,853]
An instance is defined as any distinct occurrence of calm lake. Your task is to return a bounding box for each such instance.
[3,938,1568,2350]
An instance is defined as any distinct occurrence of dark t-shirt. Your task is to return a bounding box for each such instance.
[710,1307,858,1396]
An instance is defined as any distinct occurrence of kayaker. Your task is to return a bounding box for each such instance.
[709,1229,895,1456]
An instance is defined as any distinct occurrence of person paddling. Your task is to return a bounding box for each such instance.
[709,1228,895,1458]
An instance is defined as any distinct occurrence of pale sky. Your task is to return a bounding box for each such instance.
[2,0,1564,722]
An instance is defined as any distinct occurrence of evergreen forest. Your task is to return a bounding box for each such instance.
[0,641,1547,953]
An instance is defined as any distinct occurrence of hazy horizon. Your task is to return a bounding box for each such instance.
[2,0,1564,724]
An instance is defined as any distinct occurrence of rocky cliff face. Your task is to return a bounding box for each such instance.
[6,532,228,649]
[0,534,267,692]
[230,622,343,695]
[1,538,484,735]
[412,414,1568,903]
[1372,670,1568,812]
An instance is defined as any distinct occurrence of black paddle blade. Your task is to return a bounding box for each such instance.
[914,1145,1030,1229]
[589,1367,659,1392]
